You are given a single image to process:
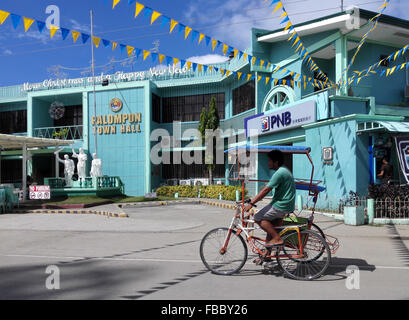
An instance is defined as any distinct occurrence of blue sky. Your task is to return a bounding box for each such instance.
[0,0,407,87]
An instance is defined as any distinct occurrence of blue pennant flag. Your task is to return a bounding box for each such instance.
[216,40,222,49]
[135,48,141,59]
[406,62,409,70]
[60,28,70,41]
[128,0,136,4]
[248,55,253,64]
[191,31,198,43]
[205,36,211,47]
[10,14,21,29]
[120,44,126,53]
[203,65,208,73]
[81,33,90,44]
[151,53,158,63]
[178,24,186,35]
[102,39,111,48]
[280,16,289,24]
[180,59,186,68]
[37,21,46,33]
[161,16,170,29]
[166,56,173,65]
[192,63,198,72]
[238,51,243,60]
[379,70,386,77]
[269,0,280,7]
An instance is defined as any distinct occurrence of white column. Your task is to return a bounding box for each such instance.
[22,143,27,202]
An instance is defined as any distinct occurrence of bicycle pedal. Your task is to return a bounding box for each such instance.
[253,258,264,266]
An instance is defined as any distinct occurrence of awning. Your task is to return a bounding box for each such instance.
[357,121,409,133]
[225,145,311,154]
[0,134,73,150]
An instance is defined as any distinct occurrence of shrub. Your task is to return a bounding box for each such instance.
[155,185,247,201]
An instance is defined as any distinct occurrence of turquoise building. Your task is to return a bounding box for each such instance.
[1,8,409,202]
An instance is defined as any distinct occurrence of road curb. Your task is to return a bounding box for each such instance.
[11,209,128,218]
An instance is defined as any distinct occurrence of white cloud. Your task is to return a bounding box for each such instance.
[187,54,229,64]
[3,49,12,56]
[69,19,91,33]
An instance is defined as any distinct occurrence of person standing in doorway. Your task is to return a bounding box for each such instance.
[377,157,394,184]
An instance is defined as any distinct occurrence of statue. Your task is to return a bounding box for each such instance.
[90,153,103,178]
[54,150,75,187]
[72,146,88,182]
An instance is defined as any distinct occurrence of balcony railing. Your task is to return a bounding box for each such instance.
[33,125,83,141]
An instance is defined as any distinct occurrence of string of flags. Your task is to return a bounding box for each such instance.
[0,8,330,90]
[339,0,391,87]
[344,44,409,86]
[266,0,333,86]
[106,0,332,89]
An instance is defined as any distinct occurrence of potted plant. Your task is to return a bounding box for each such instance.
[52,128,69,140]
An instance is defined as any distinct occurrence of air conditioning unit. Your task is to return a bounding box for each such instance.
[167,179,179,186]
[179,179,192,186]
[193,178,209,186]
[216,180,225,185]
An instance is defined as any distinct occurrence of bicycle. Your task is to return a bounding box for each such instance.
[200,199,332,281]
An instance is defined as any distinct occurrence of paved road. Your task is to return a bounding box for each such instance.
[0,203,409,300]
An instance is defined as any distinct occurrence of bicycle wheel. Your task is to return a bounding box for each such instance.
[200,227,248,275]
[276,230,331,281]
[311,223,325,239]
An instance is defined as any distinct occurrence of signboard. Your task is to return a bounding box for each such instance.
[395,137,409,184]
[245,100,316,138]
[29,186,51,200]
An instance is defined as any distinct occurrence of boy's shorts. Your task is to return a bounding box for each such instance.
[254,204,288,223]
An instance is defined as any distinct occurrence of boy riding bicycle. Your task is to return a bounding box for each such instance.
[244,150,296,250]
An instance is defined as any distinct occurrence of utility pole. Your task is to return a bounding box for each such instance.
[90,10,98,157]
[341,0,344,11]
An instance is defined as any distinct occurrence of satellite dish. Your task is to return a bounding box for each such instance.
[49,101,65,120]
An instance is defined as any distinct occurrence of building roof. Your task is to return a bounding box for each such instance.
[257,8,409,56]
[0,134,73,150]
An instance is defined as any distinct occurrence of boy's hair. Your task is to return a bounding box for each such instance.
[268,150,284,166]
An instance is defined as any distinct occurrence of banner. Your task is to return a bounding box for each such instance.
[395,137,409,184]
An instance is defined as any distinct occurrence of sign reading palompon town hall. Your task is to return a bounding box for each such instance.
[92,98,142,135]
[245,100,316,137]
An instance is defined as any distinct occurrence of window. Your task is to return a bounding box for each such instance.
[233,80,255,115]
[54,105,82,127]
[162,93,225,123]
[0,110,27,134]
[152,94,161,123]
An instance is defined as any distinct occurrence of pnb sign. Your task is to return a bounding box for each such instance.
[245,100,316,137]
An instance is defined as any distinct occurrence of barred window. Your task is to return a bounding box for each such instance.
[233,80,255,115]
[0,110,27,134]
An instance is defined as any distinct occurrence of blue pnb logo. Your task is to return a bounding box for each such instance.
[271,112,292,129]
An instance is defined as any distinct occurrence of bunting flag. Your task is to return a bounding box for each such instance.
[112,0,121,9]
[0,7,331,91]
[106,0,326,88]
[23,17,34,32]
[268,0,331,85]
[338,0,391,88]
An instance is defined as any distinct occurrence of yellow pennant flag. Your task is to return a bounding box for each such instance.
[170,19,178,33]
[273,1,283,13]
[225,70,231,77]
[243,53,248,62]
[252,57,257,65]
[223,44,229,56]
[159,54,166,64]
[288,31,296,41]
[280,11,288,18]
[0,10,10,25]
[23,17,34,32]
[260,60,265,68]
[185,26,192,39]
[143,50,151,61]
[49,25,59,39]
[390,66,397,75]
[135,3,145,18]
[247,74,252,81]
[291,36,300,48]
[112,42,118,51]
[266,62,271,70]
[212,39,218,51]
[126,46,134,57]
[72,31,80,43]
[93,37,101,48]
[237,72,242,80]
[186,61,192,70]
[173,57,179,66]
[283,80,287,86]
[209,66,213,72]
[198,64,203,73]
[394,51,400,61]
[151,11,162,25]
[274,79,279,86]
[198,33,205,44]
[284,22,292,31]
[233,49,238,58]
[113,0,121,9]
[265,77,270,85]
[257,75,262,83]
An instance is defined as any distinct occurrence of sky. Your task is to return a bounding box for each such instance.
[0,0,408,87]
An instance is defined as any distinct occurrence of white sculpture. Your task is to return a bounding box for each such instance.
[54,150,75,187]
[72,146,88,182]
[90,153,103,178]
